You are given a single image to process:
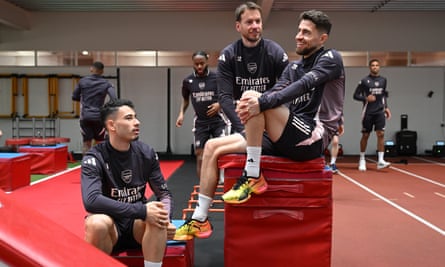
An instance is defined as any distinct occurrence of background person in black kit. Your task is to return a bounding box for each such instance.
[72,61,117,155]
[353,59,392,171]
[175,51,228,179]
[174,1,288,240]
[223,9,345,204]
[81,99,176,267]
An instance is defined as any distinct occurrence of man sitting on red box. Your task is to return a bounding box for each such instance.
[174,9,345,241]
[81,99,176,267]
[223,10,344,203]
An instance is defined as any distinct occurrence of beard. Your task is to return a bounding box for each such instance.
[244,32,261,44]
[296,45,318,57]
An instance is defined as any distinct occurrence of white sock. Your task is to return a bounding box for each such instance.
[378,152,385,163]
[359,152,365,160]
[245,146,261,177]
[191,193,212,222]
[144,261,162,267]
[330,157,336,165]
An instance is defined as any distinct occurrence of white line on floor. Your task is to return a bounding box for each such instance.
[367,158,445,188]
[30,165,81,185]
[403,192,415,198]
[413,156,445,166]
[434,192,445,199]
[339,172,445,236]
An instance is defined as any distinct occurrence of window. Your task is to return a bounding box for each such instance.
[1,50,444,67]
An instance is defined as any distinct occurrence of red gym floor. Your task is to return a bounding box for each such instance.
[331,155,445,267]
[3,155,444,266]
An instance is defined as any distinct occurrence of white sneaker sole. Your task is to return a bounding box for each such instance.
[377,163,391,170]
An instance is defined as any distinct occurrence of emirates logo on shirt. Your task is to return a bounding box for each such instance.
[121,169,132,184]
[247,62,257,74]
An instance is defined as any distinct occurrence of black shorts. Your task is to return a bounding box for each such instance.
[193,120,228,149]
[273,113,323,161]
[322,127,337,151]
[80,119,106,142]
[112,217,141,253]
[362,112,386,133]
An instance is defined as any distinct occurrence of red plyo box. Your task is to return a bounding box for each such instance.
[218,154,333,267]
[18,144,67,174]
[0,153,30,191]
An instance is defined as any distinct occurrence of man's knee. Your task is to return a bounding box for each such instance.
[85,215,114,239]
[203,139,218,157]
[376,130,385,138]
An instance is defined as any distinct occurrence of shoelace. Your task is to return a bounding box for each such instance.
[180,218,194,230]
[232,174,249,190]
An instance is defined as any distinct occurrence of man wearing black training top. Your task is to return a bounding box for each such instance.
[174,1,288,241]
[223,9,345,203]
[217,1,289,134]
[81,99,175,267]
[72,61,117,155]
[353,58,391,171]
[176,51,228,179]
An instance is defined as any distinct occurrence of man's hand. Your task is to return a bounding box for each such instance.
[338,124,344,136]
[385,108,392,120]
[206,102,220,117]
[366,94,376,102]
[176,114,184,127]
[145,201,169,229]
[236,96,260,124]
[166,222,176,240]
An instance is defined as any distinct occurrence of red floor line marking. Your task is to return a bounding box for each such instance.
[367,158,445,188]
[403,192,415,198]
[339,172,445,236]
[434,192,445,199]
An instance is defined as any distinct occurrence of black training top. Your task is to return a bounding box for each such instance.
[259,48,345,127]
[217,38,288,133]
[72,74,117,121]
[353,74,388,115]
[181,70,223,123]
[81,139,173,220]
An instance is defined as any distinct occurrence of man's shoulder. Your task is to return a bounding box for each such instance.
[182,73,195,82]
[220,40,240,53]
[131,141,156,158]
[317,49,343,63]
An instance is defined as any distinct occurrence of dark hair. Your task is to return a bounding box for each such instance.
[92,61,104,70]
[235,1,262,22]
[100,99,134,127]
[369,58,380,66]
[298,10,332,35]
[192,51,209,60]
